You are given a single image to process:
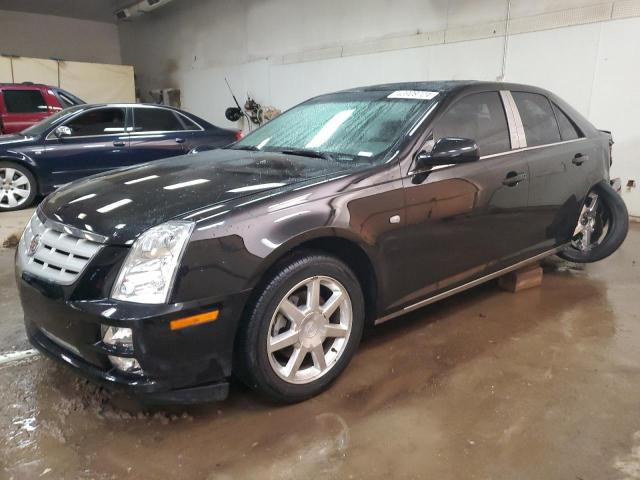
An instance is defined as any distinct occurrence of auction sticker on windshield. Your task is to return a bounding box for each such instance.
[387,90,438,100]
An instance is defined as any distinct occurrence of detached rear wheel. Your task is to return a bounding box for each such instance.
[236,254,364,403]
[0,162,36,211]
[558,181,628,263]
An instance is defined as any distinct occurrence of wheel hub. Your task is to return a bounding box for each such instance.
[300,313,326,347]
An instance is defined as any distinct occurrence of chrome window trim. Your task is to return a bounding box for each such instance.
[499,90,526,149]
[479,137,586,160]
[409,137,587,175]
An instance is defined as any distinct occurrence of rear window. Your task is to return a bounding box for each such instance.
[3,89,47,113]
[512,92,561,147]
[133,108,186,132]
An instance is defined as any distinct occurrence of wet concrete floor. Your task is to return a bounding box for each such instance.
[1,225,640,479]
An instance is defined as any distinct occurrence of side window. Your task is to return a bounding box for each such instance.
[552,103,582,141]
[433,91,510,157]
[178,114,200,130]
[133,108,185,132]
[56,92,76,109]
[512,92,561,147]
[3,89,47,113]
[64,108,126,137]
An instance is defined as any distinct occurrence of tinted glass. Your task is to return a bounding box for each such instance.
[57,93,76,109]
[21,106,84,136]
[134,108,185,132]
[234,91,434,163]
[512,92,561,147]
[179,115,200,130]
[65,108,126,136]
[433,91,510,156]
[552,103,582,141]
[3,90,47,113]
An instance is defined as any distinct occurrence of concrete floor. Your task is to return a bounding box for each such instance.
[1,225,639,480]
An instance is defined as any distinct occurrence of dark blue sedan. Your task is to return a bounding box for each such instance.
[0,103,239,210]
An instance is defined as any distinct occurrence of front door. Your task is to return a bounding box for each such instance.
[393,91,532,310]
[42,107,130,187]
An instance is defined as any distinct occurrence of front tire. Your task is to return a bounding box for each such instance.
[236,253,365,403]
[0,162,36,211]
[558,181,628,263]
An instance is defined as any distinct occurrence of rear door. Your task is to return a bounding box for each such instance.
[41,106,130,186]
[0,88,51,134]
[128,106,191,162]
[394,91,532,309]
[511,91,593,251]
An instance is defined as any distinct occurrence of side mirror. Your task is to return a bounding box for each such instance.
[53,125,72,139]
[415,137,479,170]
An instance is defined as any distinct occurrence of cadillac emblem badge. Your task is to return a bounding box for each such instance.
[27,234,41,257]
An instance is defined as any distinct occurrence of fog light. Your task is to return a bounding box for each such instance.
[101,325,143,374]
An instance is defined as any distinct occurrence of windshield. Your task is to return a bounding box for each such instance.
[232,90,437,165]
[20,106,85,137]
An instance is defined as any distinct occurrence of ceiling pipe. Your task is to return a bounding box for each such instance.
[114,0,174,20]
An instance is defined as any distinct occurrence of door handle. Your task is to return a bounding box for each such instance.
[113,140,126,147]
[175,138,185,144]
[502,171,527,187]
[572,153,587,166]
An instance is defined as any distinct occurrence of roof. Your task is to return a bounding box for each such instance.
[341,80,547,95]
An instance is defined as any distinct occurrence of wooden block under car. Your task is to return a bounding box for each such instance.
[498,262,543,293]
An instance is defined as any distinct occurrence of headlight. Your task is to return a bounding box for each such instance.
[112,221,194,304]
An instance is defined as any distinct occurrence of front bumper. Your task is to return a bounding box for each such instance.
[18,271,250,404]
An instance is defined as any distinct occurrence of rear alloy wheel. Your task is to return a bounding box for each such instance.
[236,254,364,403]
[558,181,628,263]
[0,163,36,211]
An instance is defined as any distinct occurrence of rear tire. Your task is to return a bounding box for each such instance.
[558,181,628,263]
[0,162,36,211]
[235,253,365,403]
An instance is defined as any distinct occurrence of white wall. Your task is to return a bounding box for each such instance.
[118,0,640,214]
[0,9,121,64]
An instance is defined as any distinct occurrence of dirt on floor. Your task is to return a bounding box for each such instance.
[1,225,640,480]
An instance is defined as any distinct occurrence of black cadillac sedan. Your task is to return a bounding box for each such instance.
[16,81,628,404]
[0,103,239,210]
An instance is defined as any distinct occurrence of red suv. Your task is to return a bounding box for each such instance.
[0,83,85,134]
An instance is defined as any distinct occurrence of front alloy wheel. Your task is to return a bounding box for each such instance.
[236,253,364,403]
[0,163,36,211]
[267,276,352,384]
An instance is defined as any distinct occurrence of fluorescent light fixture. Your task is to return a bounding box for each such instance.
[125,175,159,185]
[256,137,271,150]
[164,179,210,190]
[184,204,226,219]
[97,199,132,213]
[306,110,354,148]
[227,183,284,193]
[69,193,96,204]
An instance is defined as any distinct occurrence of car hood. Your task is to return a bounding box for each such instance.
[41,149,351,245]
[0,133,34,146]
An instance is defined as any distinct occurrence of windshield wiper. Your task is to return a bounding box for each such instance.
[229,145,260,151]
[279,149,335,161]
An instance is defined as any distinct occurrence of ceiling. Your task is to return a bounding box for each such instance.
[0,0,131,23]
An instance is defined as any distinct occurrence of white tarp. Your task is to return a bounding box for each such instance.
[0,56,135,103]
